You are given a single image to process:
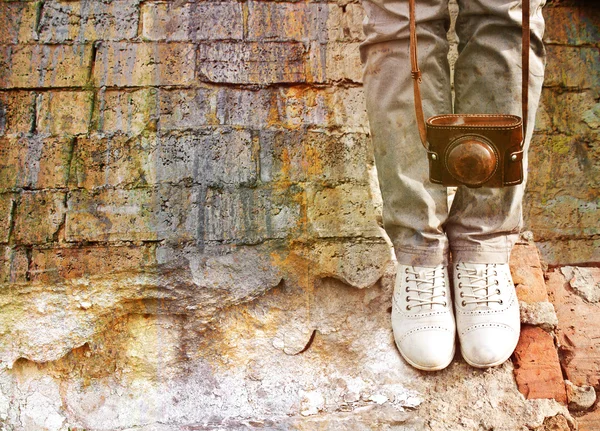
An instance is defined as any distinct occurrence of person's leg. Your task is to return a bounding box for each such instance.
[449,0,546,368]
[360,0,452,268]
[447,0,546,262]
[360,0,456,371]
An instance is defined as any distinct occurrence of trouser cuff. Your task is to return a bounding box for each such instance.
[450,247,512,264]
[394,245,449,267]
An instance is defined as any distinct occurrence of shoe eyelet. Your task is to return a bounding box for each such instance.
[405,267,409,274]
[405,276,410,282]
[495,280,499,285]
[405,286,410,292]
[499,300,503,305]
[459,292,464,298]
[496,289,501,295]
[406,305,411,311]
[442,291,446,297]
[458,282,463,288]
[457,273,461,279]
[494,271,498,276]
[442,301,447,307]
[461,300,466,306]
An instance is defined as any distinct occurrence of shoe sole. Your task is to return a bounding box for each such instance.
[397,343,456,372]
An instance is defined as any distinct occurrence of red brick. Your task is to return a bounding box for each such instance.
[547,270,600,388]
[510,243,549,303]
[513,325,567,404]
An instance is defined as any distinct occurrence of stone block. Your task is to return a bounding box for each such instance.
[0,246,28,284]
[325,42,363,83]
[0,1,37,44]
[0,91,35,137]
[13,190,67,245]
[197,42,306,84]
[535,238,600,267]
[0,136,73,191]
[36,91,93,136]
[327,4,365,42]
[203,186,304,244]
[307,183,381,239]
[0,193,16,243]
[512,325,567,404]
[71,129,257,189]
[158,88,215,130]
[141,2,243,41]
[545,46,600,91]
[546,270,600,388]
[214,87,278,129]
[37,0,139,43]
[538,89,599,134]
[543,6,600,46]
[247,2,328,42]
[66,186,199,243]
[94,42,195,87]
[0,44,92,88]
[578,409,600,431]
[510,243,549,303]
[92,88,160,135]
[29,244,158,284]
[259,129,371,184]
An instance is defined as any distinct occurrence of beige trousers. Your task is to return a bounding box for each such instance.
[360,0,546,266]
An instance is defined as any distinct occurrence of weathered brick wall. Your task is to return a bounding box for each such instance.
[526,1,600,265]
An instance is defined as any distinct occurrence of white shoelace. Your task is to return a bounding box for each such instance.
[405,267,447,310]
[456,264,503,307]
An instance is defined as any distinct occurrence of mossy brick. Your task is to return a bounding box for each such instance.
[92,88,160,135]
[94,42,195,87]
[259,130,371,184]
[36,91,93,136]
[247,2,328,42]
[0,91,35,137]
[0,1,37,44]
[141,2,243,41]
[0,193,16,243]
[29,244,158,284]
[66,186,200,243]
[71,129,257,189]
[37,0,139,43]
[203,186,305,244]
[307,183,381,239]
[0,44,92,88]
[544,6,600,46]
[196,42,306,84]
[545,46,600,91]
[13,190,67,245]
[0,246,28,284]
[538,89,598,135]
[0,136,73,191]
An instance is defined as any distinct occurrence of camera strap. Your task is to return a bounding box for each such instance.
[408,0,531,150]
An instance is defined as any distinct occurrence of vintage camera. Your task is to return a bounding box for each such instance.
[425,114,524,188]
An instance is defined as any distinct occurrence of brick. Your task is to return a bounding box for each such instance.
[327,4,365,42]
[13,190,66,244]
[71,129,257,189]
[36,91,93,136]
[93,88,160,135]
[0,44,93,88]
[535,238,600,267]
[0,246,28,284]
[197,42,306,84]
[214,87,278,129]
[37,0,139,43]
[324,42,363,83]
[29,244,158,284]
[141,2,243,41]
[0,1,37,44]
[544,6,600,46]
[538,89,599,134]
[66,186,199,243]
[94,42,195,87]
[247,2,328,42]
[307,183,381,239]
[259,130,371,184]
[0,91,35,137]
[546,270,600,388]
[203,186,304,244]
[0,193,16,243]
[509,243,549,303]
[512,325,567,404]
[545,46,600,90]
[0,136,73,191]
[158,88,215,130]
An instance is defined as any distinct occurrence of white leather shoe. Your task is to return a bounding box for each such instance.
[453,262,520,368]
[392,264,456,371]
